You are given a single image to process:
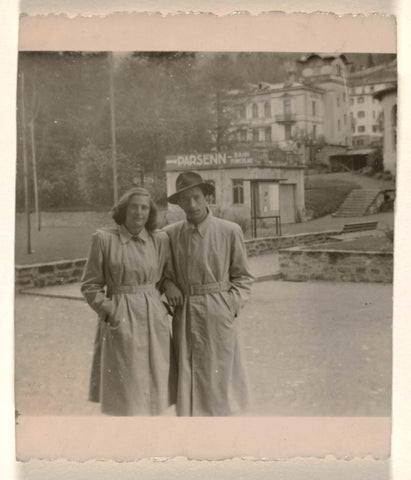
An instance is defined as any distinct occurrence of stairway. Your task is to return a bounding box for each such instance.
[333,189,382,217]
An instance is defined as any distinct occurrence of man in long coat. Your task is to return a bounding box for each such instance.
[163,171,254,416]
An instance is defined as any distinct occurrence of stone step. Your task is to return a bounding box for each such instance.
[333,189,382,217]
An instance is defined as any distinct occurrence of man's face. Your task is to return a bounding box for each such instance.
[178,186,208,225]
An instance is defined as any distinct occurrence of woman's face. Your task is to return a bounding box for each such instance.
[124,194,150,234]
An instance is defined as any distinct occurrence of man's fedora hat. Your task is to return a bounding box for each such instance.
[167,171,215,205]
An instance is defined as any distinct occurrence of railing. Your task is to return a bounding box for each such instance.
[275,113,297,123]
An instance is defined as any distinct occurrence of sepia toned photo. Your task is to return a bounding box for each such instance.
[7,9,405,478]
[14,49,396,423]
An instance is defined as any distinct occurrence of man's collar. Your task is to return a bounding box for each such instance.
[119,224,149,244]
[184,209,212,237]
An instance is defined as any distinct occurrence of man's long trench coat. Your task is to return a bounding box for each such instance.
[163,212,254,416]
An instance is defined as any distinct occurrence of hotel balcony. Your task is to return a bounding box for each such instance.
[275,113,297,124]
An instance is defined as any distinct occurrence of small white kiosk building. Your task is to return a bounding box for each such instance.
[165,149,305,234]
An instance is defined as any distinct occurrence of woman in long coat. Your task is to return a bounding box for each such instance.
[81,187,178,416]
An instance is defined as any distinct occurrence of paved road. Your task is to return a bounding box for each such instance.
[14,280,392,416]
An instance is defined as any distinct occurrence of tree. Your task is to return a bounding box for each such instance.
[291,129,326,165]
[194,53,246,151]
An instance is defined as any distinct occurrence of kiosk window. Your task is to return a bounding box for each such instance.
[232,179,244,204]
[205,180,216,205]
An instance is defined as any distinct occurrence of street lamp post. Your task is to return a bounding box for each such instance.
[109,52,118,204]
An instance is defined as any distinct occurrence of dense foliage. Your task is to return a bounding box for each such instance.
[16,52,395,211]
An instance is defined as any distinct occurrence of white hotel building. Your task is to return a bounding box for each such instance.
[230,53,353,163]
[348,60,397,149]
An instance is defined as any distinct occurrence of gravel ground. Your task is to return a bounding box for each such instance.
[14,280,392,417]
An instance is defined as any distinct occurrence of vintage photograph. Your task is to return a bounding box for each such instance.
[14,50,396,423]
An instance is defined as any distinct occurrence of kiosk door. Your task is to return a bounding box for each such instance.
[279,184,296,223]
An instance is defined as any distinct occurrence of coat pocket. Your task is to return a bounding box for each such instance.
[106,297,121,329]
[220,291,236,318]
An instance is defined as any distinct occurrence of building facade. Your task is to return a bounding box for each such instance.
[229,54,353,164]
[228,54,397,166]
[348,60,397,149]
[373,86,397,175]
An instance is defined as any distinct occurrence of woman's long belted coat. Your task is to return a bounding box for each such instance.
[163,212,254,416]
[81,225,174,416]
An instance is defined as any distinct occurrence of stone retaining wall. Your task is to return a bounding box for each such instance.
[15,230,340,289]
[245,230,340,257]
[279,247,393,283]
[16,258,87,290]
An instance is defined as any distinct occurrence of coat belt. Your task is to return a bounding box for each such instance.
[111,283,156,294]
[188,281,231,296]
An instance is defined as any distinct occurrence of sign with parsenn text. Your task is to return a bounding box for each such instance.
[165,151,254,170]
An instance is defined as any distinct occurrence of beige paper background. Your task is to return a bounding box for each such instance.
[18,0,395,16]
[2,3,410,479]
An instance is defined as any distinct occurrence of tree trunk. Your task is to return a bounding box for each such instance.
[30,120,41,231]
[216,90,222,151]
[21,72,32,254]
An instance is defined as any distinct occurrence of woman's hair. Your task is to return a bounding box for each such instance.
[111,187,158,232]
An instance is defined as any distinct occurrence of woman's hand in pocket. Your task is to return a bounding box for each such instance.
[102,300,119,327]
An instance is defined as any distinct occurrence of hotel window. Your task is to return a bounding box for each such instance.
[312,101,316,116]
[358,111,365,118]
[283,98,291,114]
[264,126,272,142]
[232,179,244,205]
[205,180,216,205]
[252,128,259,142]
[337,96,340,107]
[336,64,342,76]
[343,93,346,102]
[372,125,379,133]
[350,98,354,105]
[240,129,247,142]
[338,119,341,130]
[370,86,375,92]
[252,103,259,118]
[313,125,317,138]
[358,96,364,104]
[344,114,347,125]
[285,124,292,140]
[264,101,271,118]
[358,125,365,133]
[239,104,246,119]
